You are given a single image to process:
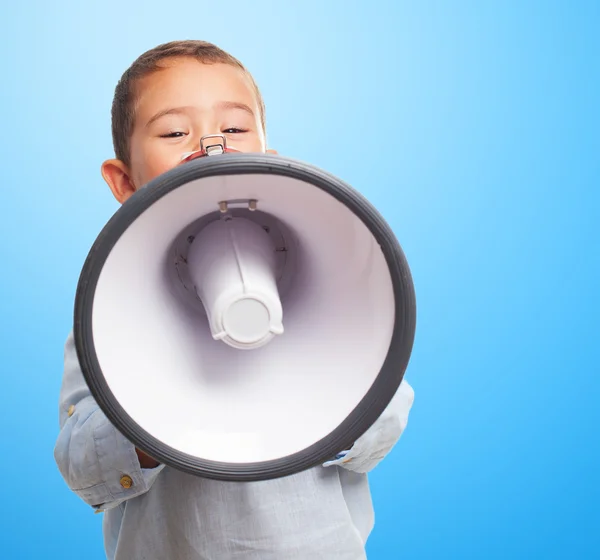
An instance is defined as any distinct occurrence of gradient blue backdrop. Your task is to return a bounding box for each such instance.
[0,1,598,558]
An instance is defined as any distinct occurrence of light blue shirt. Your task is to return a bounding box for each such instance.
[54,332,414,559]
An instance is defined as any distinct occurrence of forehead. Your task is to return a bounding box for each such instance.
[133,58,260,124]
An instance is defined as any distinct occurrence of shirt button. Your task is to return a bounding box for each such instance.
[120,475,133,489]
[67,405,75,417]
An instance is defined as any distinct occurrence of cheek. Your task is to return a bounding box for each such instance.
[231,133,266,153]
[132,146,183,187]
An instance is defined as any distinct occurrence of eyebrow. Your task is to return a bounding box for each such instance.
[145,102,255,129]
[145,107,191,129]
[215,101,255,116]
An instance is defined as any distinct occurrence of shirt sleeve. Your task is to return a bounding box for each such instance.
[323,379,415,474]
[53,331,165,512]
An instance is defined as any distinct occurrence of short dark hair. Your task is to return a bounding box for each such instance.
[110,40,266,165]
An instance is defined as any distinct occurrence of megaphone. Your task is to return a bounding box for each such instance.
[74,135,416,482]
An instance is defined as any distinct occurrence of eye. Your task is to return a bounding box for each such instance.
[160,131,187,138]
[223,127,248,134]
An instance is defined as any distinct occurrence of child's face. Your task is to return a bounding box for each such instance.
[102,57,274,204]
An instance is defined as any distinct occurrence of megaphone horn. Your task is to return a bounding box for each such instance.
[74,141,416,482]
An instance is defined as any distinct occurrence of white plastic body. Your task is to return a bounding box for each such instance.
[91,172,396,464]
[187,217,284,350]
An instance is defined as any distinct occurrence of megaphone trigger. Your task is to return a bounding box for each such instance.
[180,134,241,163]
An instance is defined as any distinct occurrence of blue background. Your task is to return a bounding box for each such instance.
[1,1,598,558]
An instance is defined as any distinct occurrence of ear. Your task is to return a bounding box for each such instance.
[101,159,137,204]
[266,149,278,155]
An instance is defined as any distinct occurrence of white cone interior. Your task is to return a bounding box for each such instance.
[187,217,284,349]
[92,173,395,463]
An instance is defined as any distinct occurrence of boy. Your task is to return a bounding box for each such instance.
[54,40,415,560]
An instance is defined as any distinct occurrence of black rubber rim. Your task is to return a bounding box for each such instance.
[74,153,417,481]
